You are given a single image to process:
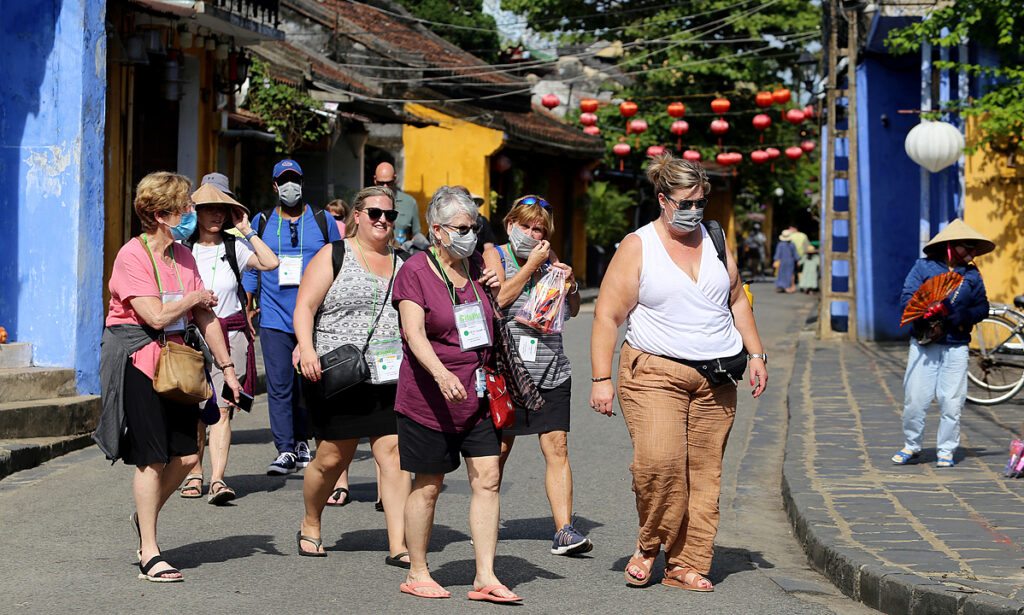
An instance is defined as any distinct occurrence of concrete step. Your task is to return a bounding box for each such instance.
[0,343,32,369]
[0,367,77,403]
[0,434,95,481]
[0,395,101,438]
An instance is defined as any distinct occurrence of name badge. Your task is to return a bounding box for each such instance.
[367,337,402,384]
[161,292,186,333]
[518,335,538,362]
[279,255,303,287]
[453,301,491,351]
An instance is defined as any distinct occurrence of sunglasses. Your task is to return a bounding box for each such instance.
[442,223,481,236]
[520,196,551,210]
[363,207,398,222]
[663,194,708,210]
[288,221,299,247]
[374,179,397,187]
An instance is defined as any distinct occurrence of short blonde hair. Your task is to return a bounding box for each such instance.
[646,153,710,198]
[326,198,349,219]
[503,195,553,238]
[347,186,395,242]
[134,172,193,232]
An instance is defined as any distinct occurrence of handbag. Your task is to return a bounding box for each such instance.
[317,249,397,399]
[485,367,515,428]
[153,337,212,404]
[485,287,546,413]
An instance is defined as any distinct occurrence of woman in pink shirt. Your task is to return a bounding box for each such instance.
[103,172,242,583]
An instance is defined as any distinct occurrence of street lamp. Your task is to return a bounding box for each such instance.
[795,52,818,98]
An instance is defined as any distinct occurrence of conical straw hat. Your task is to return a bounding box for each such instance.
[191,183,248,215]
[923,218,994,256]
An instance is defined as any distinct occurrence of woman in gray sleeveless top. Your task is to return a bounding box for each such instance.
[490,195,592,556]
[291,187,411,568]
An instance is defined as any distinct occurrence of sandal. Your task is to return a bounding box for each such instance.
[179,474,203,498]
[624,548,657,586]
[385,551,411,569]
[296,531,327,557]
[208,480,236,505]
[936,456,955,468]
[326,487,350,507]
[662,567,714,592]
[138,555,183,583]
[891,449,920,465]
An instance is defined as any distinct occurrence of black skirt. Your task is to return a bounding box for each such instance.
[502,377,571,436]
[121,362,200,466]
[306,380,398,441]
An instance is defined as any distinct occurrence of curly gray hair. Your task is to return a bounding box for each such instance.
[426,186,477,242]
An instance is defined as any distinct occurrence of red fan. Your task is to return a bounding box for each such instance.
[900,271,962,326]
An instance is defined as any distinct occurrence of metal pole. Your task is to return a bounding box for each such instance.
[919,42,931,255]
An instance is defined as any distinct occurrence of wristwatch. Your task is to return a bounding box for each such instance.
[244,230,256,241]
[748,353,767,365]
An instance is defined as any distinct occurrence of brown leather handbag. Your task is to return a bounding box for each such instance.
[152,337,212,404]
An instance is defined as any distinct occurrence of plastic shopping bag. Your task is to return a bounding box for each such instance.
[514,267,569,334]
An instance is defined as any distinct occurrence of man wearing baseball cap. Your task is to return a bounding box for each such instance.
[242,159,341,475]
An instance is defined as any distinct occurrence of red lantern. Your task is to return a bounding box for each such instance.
[803,104,816,118]
[541,94,560,110]
[629,119,647,147]
[682,149,702,162]
[800,140,816,153]
[619,101,638,117]
[646,145,666,158]
[772,88,791,105]
[752,114,772,131]
[583,125,600,136]
[580,112,598,126]
[710,98,731,114]
[755,91,774,107]
[716,153,732,166]
[785,146,803,161]
[765,147,781,160]
[751,150,769,164]
[667,102,686,118]
[670,120,689,151]
[730,152,743,165]
[492,154,512,173]
[786,109,806,125]
[710,119,729,135]
[580,98,599,113]
[613,142,631,171]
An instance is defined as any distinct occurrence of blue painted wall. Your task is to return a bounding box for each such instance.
[0,0,106,393]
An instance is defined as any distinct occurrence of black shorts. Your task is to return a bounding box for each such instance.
[396,413,501,474]
[502,377,571,437]
[307,381,398,441]
[121,362,200,467]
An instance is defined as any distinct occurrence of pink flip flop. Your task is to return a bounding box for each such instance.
[400,581,450,599]
[467,584,522,603]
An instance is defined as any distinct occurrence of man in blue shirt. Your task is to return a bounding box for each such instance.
[243,159,341,474]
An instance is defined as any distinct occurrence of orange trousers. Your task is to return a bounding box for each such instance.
[617,341,737,574]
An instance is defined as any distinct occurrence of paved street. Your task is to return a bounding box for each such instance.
[0,287,876,614]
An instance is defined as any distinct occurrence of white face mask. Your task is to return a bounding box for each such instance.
[278,182,302,207]
[508,224,539,259]
[664,205,703,233]
[440,227,477,259]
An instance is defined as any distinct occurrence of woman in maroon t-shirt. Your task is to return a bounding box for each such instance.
[392,187,519,603]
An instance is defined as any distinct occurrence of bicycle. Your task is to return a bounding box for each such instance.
[966,298,1024,405]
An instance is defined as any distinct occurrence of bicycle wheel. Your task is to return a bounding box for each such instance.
[967,316,1024,405]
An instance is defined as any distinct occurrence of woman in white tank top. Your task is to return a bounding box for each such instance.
[588,153,768,592]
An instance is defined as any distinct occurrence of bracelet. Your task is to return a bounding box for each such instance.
[218,362,235,370]
[591,376,611,383]
[244,231,256,241]
[569,281,579,295]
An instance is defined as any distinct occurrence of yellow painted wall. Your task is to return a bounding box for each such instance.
[963,117,1024,304]
[401,104,505,231]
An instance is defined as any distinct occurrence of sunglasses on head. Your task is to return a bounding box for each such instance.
[442,223,481,236]
[520,196,551,210]
[663,194,707,210]
[363,207,398,222]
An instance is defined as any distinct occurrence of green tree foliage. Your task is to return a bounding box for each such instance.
[885,0,1024,151]
[243,59,332,155]
[394,0,501,63]
[585,181,636,246]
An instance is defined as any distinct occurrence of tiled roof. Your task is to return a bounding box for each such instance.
[500,106,605,158]
[249,40,376,96]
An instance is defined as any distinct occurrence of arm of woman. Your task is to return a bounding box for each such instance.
[129,291,210,331]
[193,305,242,403]
[726,246,767,398]
[482,245,505,283]
[398,299,468,403]
[233,211,279,272]
[589,235,642,416]
[293,244,336,381]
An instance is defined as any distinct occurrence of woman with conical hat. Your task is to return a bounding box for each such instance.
[891,219,993,468]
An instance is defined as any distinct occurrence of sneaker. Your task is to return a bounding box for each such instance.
[266,452,297,475]
[295,442,313,468]
[551,524,593,556]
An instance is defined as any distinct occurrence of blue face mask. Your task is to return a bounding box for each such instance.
[169,210,197,241]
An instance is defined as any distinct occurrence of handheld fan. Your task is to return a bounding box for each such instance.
[900,271,962,326]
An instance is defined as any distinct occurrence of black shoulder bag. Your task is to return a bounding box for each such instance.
[317,243,397,399]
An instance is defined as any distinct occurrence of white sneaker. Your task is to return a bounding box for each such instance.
[266,452,297,475]
[295,442,313,468]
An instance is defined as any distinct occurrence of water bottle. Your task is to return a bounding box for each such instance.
[395,228,407,245]
[475,367,487,398]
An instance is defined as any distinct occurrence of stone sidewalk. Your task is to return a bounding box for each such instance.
[784,324,1024,614]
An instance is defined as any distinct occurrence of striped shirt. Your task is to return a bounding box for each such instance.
[498,246,572,390]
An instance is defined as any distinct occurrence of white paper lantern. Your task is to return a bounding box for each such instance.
[904,119,965,173]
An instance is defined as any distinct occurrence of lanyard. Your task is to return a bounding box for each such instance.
[506,244,534,294]
[208,243,222,287]
[354,237,394,336]
[431,247,480,306]
[140,234,184,293]
[276,206,305,259]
